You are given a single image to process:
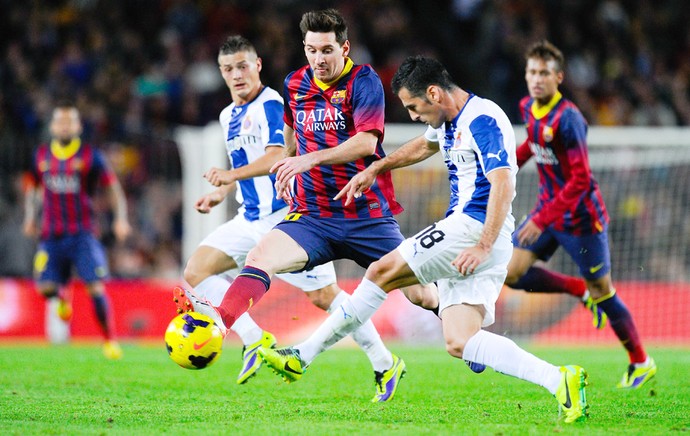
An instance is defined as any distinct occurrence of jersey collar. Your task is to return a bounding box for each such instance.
[50,138,82,160]
[530,91,562,120]
[313,57,354,91]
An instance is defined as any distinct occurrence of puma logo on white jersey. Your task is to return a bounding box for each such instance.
[487,151,502,160]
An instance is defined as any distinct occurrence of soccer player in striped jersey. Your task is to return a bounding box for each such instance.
[505,40,655,388]
[259,56,589,423]
[23,102,130,359]
[175,35,402,391]
[181,10,439,402]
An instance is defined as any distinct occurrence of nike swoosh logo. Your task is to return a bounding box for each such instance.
[284,361,302,375]
[589,263,605,274]
[193,338,212,350]
[563,374,572,408]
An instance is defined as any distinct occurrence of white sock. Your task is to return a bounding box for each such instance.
[195,275,233,306]
[463,330,562,395]
[328,290,393,372]
[229,312,263,346]
[297,278,387,365]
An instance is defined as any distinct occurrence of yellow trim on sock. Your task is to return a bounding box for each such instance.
[592,288,616,304]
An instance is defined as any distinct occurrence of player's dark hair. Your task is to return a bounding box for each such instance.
[300,9,348,45]
[219,35,257,56]
[391,56,456,98]
[525,40,565,72]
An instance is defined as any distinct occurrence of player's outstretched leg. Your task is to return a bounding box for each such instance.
[371,353,406,402]
[258,346,305,383]
[237,331,276,384]
[556,365,589,423]
[617,357,657,389]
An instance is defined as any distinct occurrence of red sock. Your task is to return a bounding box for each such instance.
[509,266,587,298]
[217,266,270,327]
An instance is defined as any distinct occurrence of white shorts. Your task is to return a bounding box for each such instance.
[398,212,512,327]
[199,208,337,292]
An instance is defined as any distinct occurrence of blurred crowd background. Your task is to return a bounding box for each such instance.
[1,0,689,279]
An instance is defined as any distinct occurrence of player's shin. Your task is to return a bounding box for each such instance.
[297,278,387,364]
[217,266,270,328]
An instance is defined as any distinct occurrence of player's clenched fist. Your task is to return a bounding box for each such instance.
[204,167,235,187]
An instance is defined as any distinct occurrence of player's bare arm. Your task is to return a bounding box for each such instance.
[334,135,439,204]
[204,145,284,187]
[108,179,131,242]
[194,183,235,214]
[452,168,513,275]
[283,123,297,158]
[271,130,380,200]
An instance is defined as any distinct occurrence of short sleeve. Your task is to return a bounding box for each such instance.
[351,67,385,135]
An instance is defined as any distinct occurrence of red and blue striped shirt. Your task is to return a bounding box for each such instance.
[516,92,609,235]
[283,59,402,219]
[29,139,116,239]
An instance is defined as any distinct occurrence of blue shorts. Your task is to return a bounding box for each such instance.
[274,214,404,270]
[34,233,109,285]
[513,220,611,280]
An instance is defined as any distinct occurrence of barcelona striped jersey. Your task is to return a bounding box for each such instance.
[220,86,287,221]
[282,58,402,219]
[516,91,609,234]
[29,139,116,239]
[425,94,517,238]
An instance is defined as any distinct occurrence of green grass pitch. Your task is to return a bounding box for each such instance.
[0,342,688,434]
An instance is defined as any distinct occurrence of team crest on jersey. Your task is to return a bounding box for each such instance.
[242,115,252,130]
[330,90,346,105]
[71,158,84,171]
[542,126,554,142]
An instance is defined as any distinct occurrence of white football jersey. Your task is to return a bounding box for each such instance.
[219,86,287,221]
[425,94,517,238]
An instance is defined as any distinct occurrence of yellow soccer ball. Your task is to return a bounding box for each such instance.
[165,312,223,369]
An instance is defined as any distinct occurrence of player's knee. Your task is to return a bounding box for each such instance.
[305,285,339,310]
[86,282,105,296]
[183,262,206,288]
[444,336,468,359]
[364,257,396,286]
[504,268,523,287]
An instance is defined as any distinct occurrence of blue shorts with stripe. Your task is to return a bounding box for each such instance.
[34,232,109,285]
[513,218,611,280]
[274,214,404,270]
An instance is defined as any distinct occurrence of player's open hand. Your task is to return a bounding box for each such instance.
[334,168,376,205]
[204,167,235,187]
[516,219,542,246]
[452,244,490,276]
[195,190,226,214]
[270,155,316,187]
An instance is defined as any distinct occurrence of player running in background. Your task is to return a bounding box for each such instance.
[259,56,589,423]
[23,101,130,359]
[505,40,655,389]
[175,35,405,392]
